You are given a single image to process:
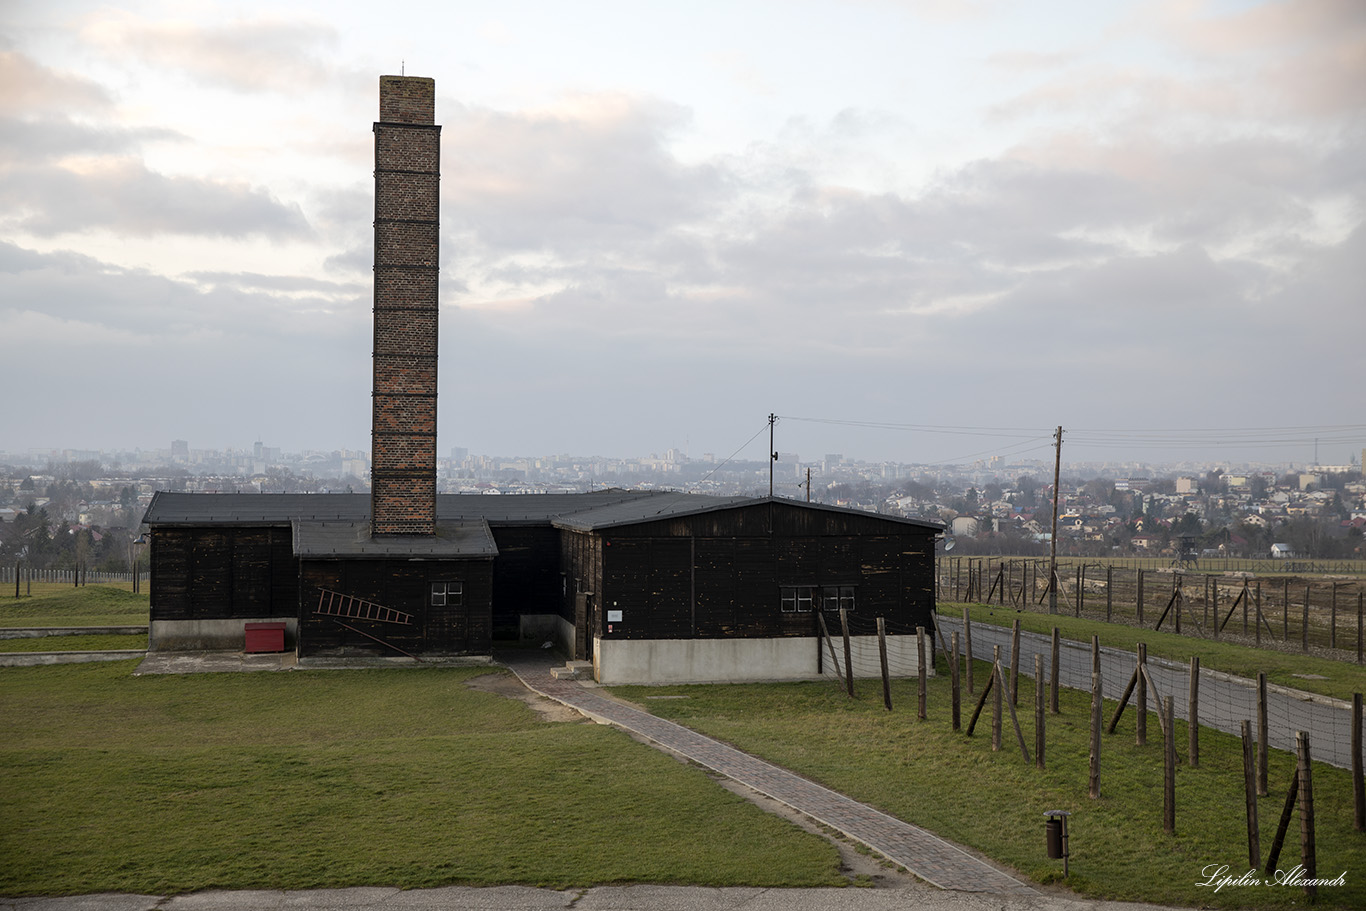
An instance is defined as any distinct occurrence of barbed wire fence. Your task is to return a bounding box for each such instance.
[812,606,1366,887]
[938,556,1366,663]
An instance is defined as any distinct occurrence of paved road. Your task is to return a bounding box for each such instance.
[938,616,1361,769]
[0,883,1187,911]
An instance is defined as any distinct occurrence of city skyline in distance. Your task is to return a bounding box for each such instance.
[3,423,1362,476]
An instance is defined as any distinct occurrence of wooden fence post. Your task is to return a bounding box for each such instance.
[839,607,855,698]
[1011,619,1021,707]
[1163,696,1176,834]
[1136,642,1148,747]
[1297,732,1317,900]
[950,632,961,732]
[1212,576,1219,639]
[1258,672,1269,796]
[964,606,974,696]
[1089,671,1102,798]
[1188,656,1200,767]
[1035,653,1045,770]
[1241,720,1260,869]
[1265,766,1299,877]
[1137,569,1145,625]
[1354,692,1364,832]
[917,626,927,721]
[992,645,1002,752]
[1106,564,1112,621]
[1075,565,1082,617]
[1050,627,1060,715]
[1255,581,1262,647]
[1283,578,1290,641]
[1302,586,1310,652]
[877,617,891,711]
[1331,583,1338,650]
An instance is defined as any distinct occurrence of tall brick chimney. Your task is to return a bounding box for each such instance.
[371,76,440,536]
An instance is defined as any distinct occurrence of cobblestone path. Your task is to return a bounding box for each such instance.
[500,652,1037,896]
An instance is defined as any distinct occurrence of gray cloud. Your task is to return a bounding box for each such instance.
[0,241,370,451]
[0,50,111,117]
[0,158,311,238]
[0,115,181,162]
[442,97,730,256]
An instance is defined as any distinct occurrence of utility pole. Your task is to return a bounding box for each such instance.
[1048,426,1063,614]
[806,467,812,503]
[769,413,778,498]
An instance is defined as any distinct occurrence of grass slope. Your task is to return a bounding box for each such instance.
[0,661,842,896]
[0,634,147,652]
[0,585,150,628]
[613,671,1366,910]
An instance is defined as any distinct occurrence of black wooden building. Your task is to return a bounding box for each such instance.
[143,490,942,682]
[139,75,944,682]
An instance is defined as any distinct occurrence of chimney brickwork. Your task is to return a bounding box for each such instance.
[371,76,440,536]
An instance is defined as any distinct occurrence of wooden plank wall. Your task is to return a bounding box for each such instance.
[581,502,938,642]
[151,526,296,621]
[297,558,492,657]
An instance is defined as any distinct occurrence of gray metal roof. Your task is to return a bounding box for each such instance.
[554,494,945,532]
[551,492,752,530]
[142,490,662,526]
[142,490,943,534]
[143,492,370,524]
[292,519,498,559]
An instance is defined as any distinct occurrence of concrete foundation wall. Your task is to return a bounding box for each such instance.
[150,618,297,652]
[593,634,933,685]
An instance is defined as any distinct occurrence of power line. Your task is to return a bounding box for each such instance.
[686,421,772,492]
[777,415,1366,455]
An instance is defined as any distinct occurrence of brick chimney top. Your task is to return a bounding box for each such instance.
[379,76,435,124]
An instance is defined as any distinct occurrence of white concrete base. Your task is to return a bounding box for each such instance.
[149,618,297,652]
[592,634,935,685]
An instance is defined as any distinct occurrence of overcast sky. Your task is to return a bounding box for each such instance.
[2,0,1363,468]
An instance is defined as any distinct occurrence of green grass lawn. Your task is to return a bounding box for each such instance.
[0,634,147,652]
[943,601,1366,703]
[612,671,1366,910]
[0,660,842,896]
[0,585,149,628]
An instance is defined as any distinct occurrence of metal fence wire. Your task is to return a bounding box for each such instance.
[937,557,1366,662]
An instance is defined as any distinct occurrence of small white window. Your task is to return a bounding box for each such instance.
[431,581,463,607]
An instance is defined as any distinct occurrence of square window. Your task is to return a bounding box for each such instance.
[431,581,463,608]
[822,585,855,612]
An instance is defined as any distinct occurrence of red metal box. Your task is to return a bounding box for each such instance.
[244,622,286,653]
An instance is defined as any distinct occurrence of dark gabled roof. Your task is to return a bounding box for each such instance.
[435,489,667,524]
[142,490,944,535]
[143,492,369,525]
[554,495,945,532]
[292,519,497,559]
[551,492,751,530]
[143,489,680,527]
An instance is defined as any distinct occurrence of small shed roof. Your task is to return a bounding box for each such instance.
[292,519,497,559]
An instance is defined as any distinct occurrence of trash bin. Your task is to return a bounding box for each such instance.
[244,622,286,653]
[1046,817,1063,858]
